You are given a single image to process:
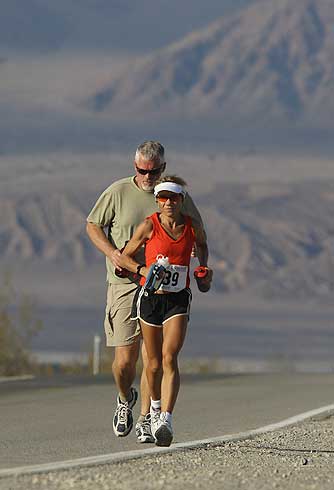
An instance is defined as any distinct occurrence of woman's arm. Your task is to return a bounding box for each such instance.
[118,219,153,277]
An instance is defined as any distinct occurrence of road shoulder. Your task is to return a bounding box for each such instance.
[1,409,334,490]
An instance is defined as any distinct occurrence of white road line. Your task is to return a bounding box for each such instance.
[1,403,334,478]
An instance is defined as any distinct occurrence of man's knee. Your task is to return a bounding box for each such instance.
[113,358,133,376]
[113,343,139,373]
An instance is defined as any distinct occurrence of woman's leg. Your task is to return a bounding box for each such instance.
[139,342,151,416]
[161,315,188,413]
[140,321,163,402]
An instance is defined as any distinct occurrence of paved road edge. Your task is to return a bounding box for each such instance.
[1,403,334,478]
[0,375,35,383]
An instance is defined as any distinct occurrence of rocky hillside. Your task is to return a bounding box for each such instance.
[198,180,334,300]
[0,192,99,266]
[90,0,334,128]
[2,180,334,301]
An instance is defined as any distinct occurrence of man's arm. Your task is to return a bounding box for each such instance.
[182,193,207,257]
[192,222,213,292]
[118,219,153,278]
[86,222,123,270]
[193,223,209,267]
[183,193,205,229]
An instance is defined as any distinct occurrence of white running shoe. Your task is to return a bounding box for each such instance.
[154,412,173,447]
[150,409,162,439]
[135,413,155,443]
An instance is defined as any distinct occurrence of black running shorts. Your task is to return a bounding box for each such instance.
[131,287,192,327]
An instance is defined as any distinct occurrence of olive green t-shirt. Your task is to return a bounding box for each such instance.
[87,176,204,284]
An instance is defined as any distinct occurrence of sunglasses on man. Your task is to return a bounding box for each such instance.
[135,165,163,176]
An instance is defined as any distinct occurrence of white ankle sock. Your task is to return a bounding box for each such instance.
[161,411,172,424]
[150,398,161,411]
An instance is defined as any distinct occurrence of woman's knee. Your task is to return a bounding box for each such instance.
[146,357,162,375]
[162,352,178,371]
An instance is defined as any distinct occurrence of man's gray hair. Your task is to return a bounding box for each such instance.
[135,141,165,165]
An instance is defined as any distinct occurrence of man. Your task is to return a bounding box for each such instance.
[86,141,205,442]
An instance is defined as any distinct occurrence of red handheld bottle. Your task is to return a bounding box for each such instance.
[194,266,209,279]
[194,266,212,292]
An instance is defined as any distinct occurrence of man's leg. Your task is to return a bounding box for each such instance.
[105,283,141,437]
[113,342,140,401]
[112,341,140,438]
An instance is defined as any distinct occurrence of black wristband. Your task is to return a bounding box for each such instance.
[136,264,145,276]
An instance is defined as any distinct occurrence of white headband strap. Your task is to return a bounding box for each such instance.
[154,182,186,197]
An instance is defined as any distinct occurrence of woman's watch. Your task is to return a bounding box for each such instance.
[136,264,145,276]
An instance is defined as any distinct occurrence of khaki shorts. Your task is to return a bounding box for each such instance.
[104,283,141,347]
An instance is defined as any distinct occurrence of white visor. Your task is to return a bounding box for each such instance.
[154,182,186,197]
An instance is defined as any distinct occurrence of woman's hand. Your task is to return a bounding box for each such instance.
[194,266,213,292]
[139,266,150,278]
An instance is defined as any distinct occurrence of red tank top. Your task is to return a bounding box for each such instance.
[140,212,195,289]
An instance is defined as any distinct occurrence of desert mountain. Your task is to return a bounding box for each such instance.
[0,192,98,266]
[90,0,334,128]
[2,181,334,301]
[198,180,334,300]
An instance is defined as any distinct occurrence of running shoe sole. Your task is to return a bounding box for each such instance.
[154,425,173,447]
[137,434,155,443]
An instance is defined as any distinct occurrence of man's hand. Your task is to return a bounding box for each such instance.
[110,248,123,271]
[86,223,123,270]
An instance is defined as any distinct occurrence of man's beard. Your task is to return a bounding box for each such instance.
[141,182,155,191]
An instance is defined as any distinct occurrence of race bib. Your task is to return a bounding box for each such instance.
[159,265,188,292]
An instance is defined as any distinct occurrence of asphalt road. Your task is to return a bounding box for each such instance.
[1,373,334,470]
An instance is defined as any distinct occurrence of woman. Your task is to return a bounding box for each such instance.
[119,175,212,446]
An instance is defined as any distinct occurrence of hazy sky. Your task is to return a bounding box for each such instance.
[0,0,258,155]
[0,0,254,55]
[1,0,333,157]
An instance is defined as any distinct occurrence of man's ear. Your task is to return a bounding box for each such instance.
[161,162,166,173]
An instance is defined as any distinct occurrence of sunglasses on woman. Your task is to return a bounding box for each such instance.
[156,193,181,203]
[136,165,163,176]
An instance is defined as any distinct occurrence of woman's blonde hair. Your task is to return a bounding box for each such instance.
[156,174,187,187]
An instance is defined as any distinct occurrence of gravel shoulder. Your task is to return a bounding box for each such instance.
[2,413,334,490]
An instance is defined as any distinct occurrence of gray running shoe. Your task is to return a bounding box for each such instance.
[135,413,155,443]
[113,387,138,437]
[154,412,173,447]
